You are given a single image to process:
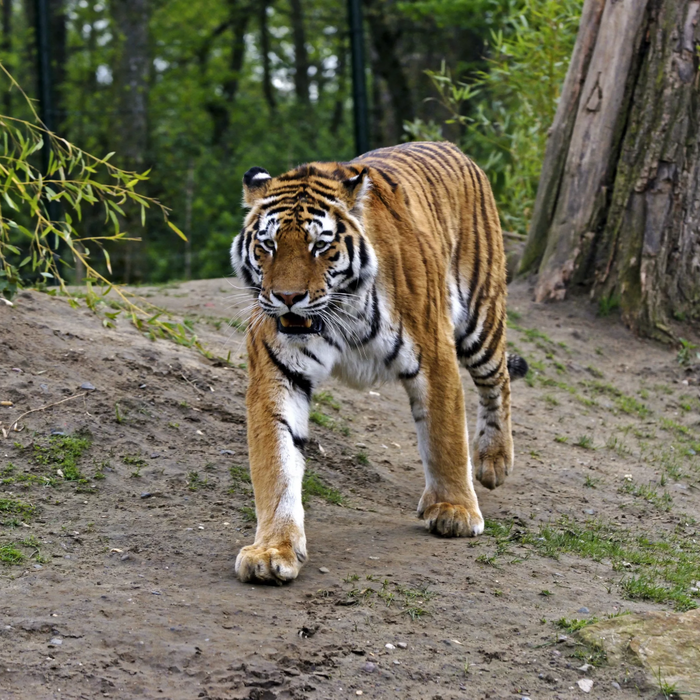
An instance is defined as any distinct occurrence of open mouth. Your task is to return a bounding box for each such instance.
[277,312,323,335]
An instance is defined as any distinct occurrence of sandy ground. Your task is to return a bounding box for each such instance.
[0,278,699,700]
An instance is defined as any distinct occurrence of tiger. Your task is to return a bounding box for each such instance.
[231,141,528,584]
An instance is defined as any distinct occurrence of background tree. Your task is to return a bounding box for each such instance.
[519,0,700,340]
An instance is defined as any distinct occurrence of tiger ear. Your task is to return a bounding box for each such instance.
[341,168,371,214]
[242,166,272,207]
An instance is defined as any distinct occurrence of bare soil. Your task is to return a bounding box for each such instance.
[1,279,699,700]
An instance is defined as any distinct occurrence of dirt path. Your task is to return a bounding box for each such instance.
[1,280,698,700]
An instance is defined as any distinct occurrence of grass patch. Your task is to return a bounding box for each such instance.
[0,497,36,524]
[356,451,369,465]
[302,470,344,505]
[313,390,340,411]
[33,433,92,483]
[0,542,24,564]
[344,577,435,620]
[522,516,700,611]
[555,617,597,633]
[123,454,146,477]
[310,409,334,429]
[574,435,594,450]
[240,505,256,522]
[187,471,211,491]
[619,480,673,512]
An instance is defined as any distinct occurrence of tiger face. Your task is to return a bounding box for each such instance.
[231,165,377,338]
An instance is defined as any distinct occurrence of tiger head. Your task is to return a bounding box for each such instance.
[231,164,378,337]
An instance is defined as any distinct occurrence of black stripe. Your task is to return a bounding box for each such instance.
[321,334,342,351]
[358,236,369,269]
[399,353,422,380]
[345,235,355,269]
[384,324,403,367]
[301,347,323,365]
[359,285,380,344]
[276,417,307,451]
[263,341,312,400]
[466,322,505,372]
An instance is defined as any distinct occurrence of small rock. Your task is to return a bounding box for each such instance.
[558,634,568,643]
[362,662,376,673]
[150,453,161,459]
[141,492,153,499]
[151,590,161,595]
[49,638,63,646]
[578,607,590,614]
[583,509,595,515]
[80,382,96,391]
[368,556,379,560]
[385,643,395,650]
[393,660,400,665]
[318,567,330,574]
[33,564,43,570]
[51,430,66,436]
[356,692,363,696]
[577,678,593,693]
[578,663,593,672]
[220,449,235,455]
[611,681,621,690]
[139,384,147,389]
[397,642,407,649]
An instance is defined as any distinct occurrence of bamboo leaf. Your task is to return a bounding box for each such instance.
[167,220,187,241]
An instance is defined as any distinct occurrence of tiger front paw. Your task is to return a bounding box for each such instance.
[420,502,484,537]
[235,541,307,584]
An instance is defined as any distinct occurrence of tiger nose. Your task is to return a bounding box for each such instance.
[273,290,306,307]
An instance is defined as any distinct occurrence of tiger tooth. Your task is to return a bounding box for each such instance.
[303,318,312,328]
[280,316,290,327]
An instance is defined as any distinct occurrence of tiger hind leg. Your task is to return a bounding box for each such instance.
[456,306,515,490]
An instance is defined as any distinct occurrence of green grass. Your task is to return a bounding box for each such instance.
[555,617,597,633]
[522,516,700,611]
[344,578,434,620]
[574,435,594,450]
[356,451,369,465]
[187,471,210,491]
[240,506,257,522]
[33,433,92,483]
[0,497,36,523]
[313,390,340,411]
[0,543,24,564]
[310,409,334,429]
[123,454,146,478]
[302,470,344,505]
[620,480,673,512]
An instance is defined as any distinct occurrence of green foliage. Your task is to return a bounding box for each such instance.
[302,470,344,505]
[33,433,92,483]
[677,338,700,366]
[405,0,583,236]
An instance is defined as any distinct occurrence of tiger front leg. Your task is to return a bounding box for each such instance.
[235,338,310,584]
[403,349,484,538]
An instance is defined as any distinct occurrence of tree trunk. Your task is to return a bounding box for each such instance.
[364,0,414,145]
[259,0,276,112]
[520,0,700,340]
[112,0,150,283]
[289,0,309,104]
[2,0,12,115]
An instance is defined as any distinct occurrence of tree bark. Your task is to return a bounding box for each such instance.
[364,0,414,145]
[289,0,309,104]
[259,0,276,112]
[520,0,700,340]
[112,0,150,282]
[2,0,12,115]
